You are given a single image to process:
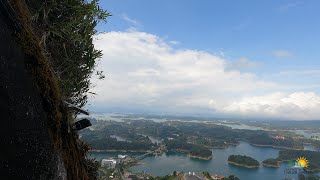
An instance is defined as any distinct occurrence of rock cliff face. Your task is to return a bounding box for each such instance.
[1,1,99,179]
[0,10,67,179]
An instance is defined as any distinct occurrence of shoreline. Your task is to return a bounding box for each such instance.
[89,149,148,153]
[188,154,212,160]
[169,149,213,160]
[188,142,239,149]
[262,162,280,168]
[305,168,320,173]
[227,161,260,168]
[250,143,304,150]
[263,159,320,172]
[187,142,228,149]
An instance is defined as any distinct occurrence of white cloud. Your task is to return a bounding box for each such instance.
[169,41,179,45]
[272,50,292,58]
[277,1,303,12]
[279,70,320,76]
[225,57,258,71]
[91,31,320,120]
[221,92,320,120]
[120,13,140,27]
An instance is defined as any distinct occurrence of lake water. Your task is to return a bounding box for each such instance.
[110,135,128,142]
[293,130,320,138]
[137,133,163,144]
[90,142,319,180]
[89,151,144,161]
[212,122,264,130]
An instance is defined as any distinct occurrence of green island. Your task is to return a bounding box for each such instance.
[248,132,304,150]
[165,139,213,160]
[278,150,320,172]
[189,148,213,160]
[262,150,320,172]
[227,155,260,168]
[262,158,280,167]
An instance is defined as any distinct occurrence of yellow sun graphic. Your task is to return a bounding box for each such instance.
[296,157,309,168]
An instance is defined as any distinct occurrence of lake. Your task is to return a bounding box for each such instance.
[293,130,320,138]
[212,122,264,130]
[90,142,319,180]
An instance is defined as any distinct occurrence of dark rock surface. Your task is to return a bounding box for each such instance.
[0,11,65,180]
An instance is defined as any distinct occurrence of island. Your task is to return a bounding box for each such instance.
[262,158,280,168]
[248,132,304,150]
[188,148,213,160]
[277,150,320,172]
[165,139,212,160]
[261,150,320,172]
[227,155,260,168]
[79,117,320,179]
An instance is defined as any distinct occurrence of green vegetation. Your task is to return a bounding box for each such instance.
[148,175,176,180]
[11,0,109,179]
[247,132,303,149]
[164,139,212,159]
[277,150,320,172]
[262,158,279,167]
[25,0,110,107]
[189,147,212,158]
[228,155,260,168]
[187,136,228,148]
[203,171,211,179]
[222,175,240,180]
[262,150,320,172]
[81,127,154,151]
[82,119,307,158]
[203,172,240,180]
[246,120,320,131]
[147,171,179,180]
[298,174,320,180]
[165,139,193,151]
[303,139,320,150]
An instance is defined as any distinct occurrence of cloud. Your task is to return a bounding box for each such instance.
[90,31,319,120]
[120,13,140,27]
[278,70,320,76]
[225,57,258,71]
[272,50,292,58]
[221,92,320,120]
[169,41,179,45]
[276,1,303,12]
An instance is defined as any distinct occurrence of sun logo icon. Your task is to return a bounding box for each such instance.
[296,157,309,168]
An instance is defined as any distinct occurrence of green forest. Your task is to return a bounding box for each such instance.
[262,158,279,167]
[228,155,260,167]
[277,150,320,171]
[189,147,212,157]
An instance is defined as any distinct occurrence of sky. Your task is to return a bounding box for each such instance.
[88,0,320,120]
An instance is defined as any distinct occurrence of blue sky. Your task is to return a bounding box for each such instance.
[89,1,320,120]
[98,0,320,71]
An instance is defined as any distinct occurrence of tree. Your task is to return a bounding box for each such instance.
[203,172,211,179]
[224,175,240,180]
[298,174,306,180]
[173,171,177,176]
[25,0,111,107]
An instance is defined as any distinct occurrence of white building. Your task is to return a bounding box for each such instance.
[101,159,117,168]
